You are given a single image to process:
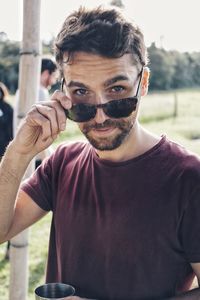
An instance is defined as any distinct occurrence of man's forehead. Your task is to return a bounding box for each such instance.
[63,52,139,67]
[62,52,139,81]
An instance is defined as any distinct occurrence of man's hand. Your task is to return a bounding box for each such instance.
[12,90,71,158]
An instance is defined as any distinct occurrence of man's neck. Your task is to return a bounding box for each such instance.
[96,123,160,162]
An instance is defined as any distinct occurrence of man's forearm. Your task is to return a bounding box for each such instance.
[165,287,200,299]
[0,142,32,241]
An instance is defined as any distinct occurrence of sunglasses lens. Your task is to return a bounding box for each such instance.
[65,98,138,122]
[105,98,138,118]
[67,103,96,122]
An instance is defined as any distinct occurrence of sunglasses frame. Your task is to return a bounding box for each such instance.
[61,67,144,122]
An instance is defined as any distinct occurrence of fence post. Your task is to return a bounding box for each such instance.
[173,92,178,118]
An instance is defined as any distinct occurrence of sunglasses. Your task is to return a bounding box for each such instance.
[61,68,143,123]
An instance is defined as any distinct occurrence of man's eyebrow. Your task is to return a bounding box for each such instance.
[65,75,129,89]
[66,81,90,89]
[104,75,129,87]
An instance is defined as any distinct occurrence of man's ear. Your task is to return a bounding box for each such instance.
[141,67,150,97]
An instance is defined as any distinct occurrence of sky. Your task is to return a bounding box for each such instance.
[1,0,200,53]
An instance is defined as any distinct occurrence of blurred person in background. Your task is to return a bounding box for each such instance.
[38,58,58,102]
[0,82,13,159]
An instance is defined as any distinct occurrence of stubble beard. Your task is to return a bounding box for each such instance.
[80,118,135,151]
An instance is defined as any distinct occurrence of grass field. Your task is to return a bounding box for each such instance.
[0,88,200,299]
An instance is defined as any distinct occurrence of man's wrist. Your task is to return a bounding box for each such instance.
[1,141,34,182]
[7,140,35,163]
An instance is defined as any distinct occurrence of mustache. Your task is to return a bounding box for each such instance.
[82,119,126,131]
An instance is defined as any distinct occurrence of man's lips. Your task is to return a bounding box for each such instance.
[91,126,117,136]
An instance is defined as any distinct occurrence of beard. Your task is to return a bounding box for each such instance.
[80,118,134,151]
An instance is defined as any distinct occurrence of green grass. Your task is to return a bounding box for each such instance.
[139,89,200,155]
[1,88,200,299]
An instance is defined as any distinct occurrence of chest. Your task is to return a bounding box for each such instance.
[49,156,193,299]
[54,163,184,257]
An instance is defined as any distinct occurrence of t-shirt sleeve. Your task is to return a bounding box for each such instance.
[21,156,53,211]
[20,142,82,212]
[180,185,200,263]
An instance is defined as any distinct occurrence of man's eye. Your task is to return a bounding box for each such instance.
[74,89,88,96]
[111,86,125,92]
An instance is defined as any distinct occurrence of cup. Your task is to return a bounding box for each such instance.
[35,282,75,299]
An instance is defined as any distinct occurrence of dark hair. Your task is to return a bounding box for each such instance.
[55,6,148,69]
[41,58,57,74]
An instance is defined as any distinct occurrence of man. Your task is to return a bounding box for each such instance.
[38,58,58,102]
[0,6,200,300]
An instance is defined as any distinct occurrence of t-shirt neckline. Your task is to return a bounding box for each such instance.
[91,135,167,167]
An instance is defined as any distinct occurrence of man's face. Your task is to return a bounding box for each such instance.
[63,52,142,151]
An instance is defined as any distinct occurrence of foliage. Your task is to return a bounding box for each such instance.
[0,36,55,94]
[110,0,124,8]
[148,43,175,90]
[1,33,200,92]
[0,37,20,93]
[148,43,200,90]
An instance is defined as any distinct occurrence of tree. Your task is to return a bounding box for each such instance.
[0,40,20,93]
[0,31,8,42]
[171,52,193,89]
[110,0,124,8]
[148,43,175,90]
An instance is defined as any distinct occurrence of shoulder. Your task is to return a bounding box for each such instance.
[165,138,200,164]
[55,140,90,154]
[51,140,92,165]
[164,137,200,182]
[35,141,92,181]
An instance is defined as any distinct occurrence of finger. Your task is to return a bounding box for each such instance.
[36,101,68,131]
[27,108,53,141]
[51,90,72,110]
[49,100,68,131]
[34,104,59,138]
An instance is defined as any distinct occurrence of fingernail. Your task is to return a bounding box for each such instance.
[60,123,66,130]
[53,134,58,140]
[64,100,72,109]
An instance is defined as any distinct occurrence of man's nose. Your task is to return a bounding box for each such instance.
[93,94,110,123]
[94,107,109,123]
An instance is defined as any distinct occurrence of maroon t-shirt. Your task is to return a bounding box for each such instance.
[21,136,200,300]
